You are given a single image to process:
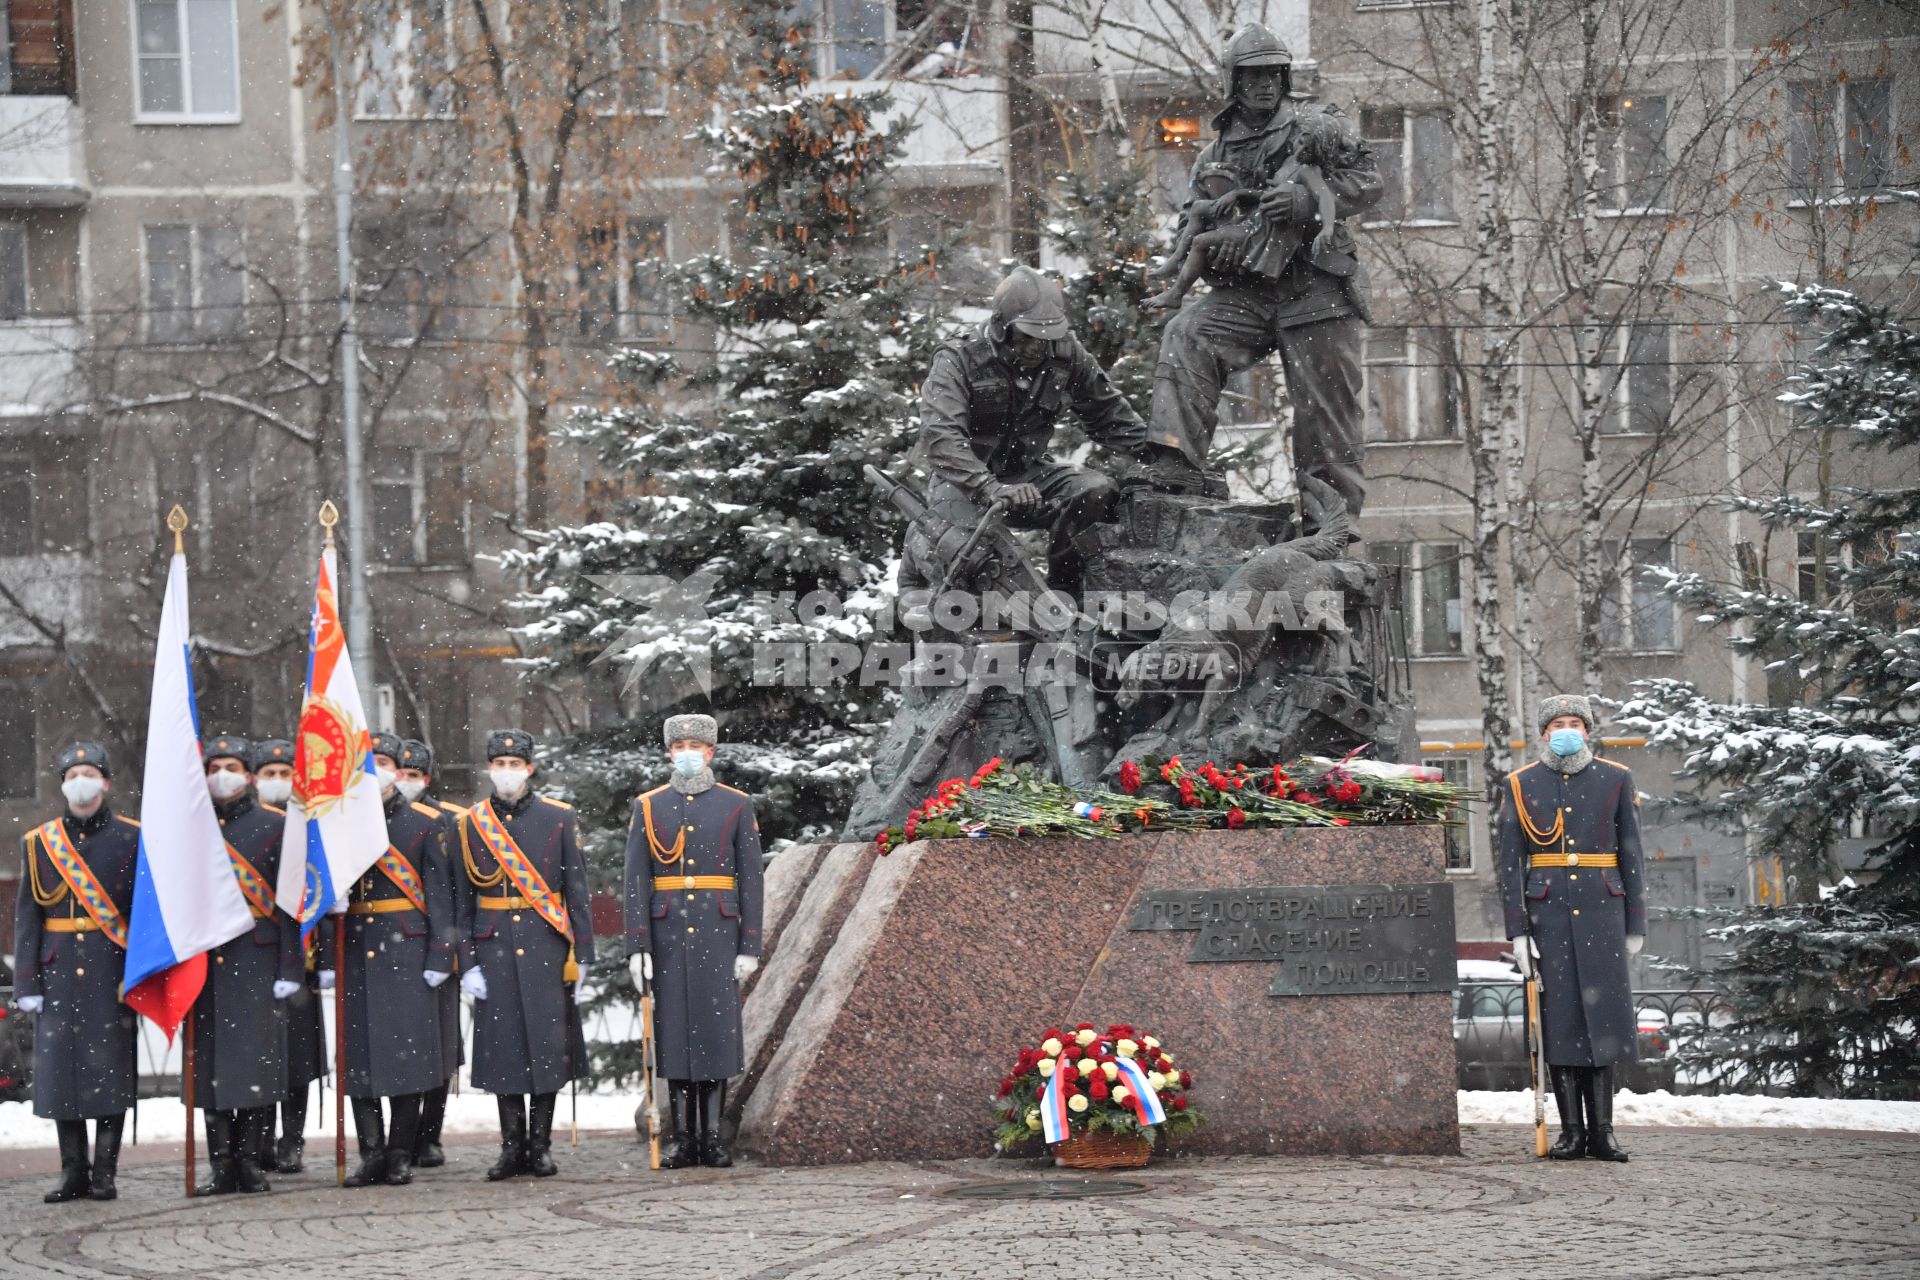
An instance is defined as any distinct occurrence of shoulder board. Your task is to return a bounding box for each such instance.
[115,815,142,828]
[715,783,752,799]
[538,796,572,810]
[440,802,469,816]
[410,802,441,819]
[1511,761,1540,779]
[1593,757,1634,774]
[636,784,672,803]
[259,802,287,816]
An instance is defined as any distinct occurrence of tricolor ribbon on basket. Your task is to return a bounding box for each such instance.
[1039,1060,1073,1144]
[1112,1056,1169,1127]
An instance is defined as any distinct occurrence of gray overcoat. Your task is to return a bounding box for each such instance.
[192,794,304,1111]
[11,806,141,1120]
[623,781,765,1081]
[326,794,456,1098]
[1498,757,1648,1067]
[456,791,593,1095]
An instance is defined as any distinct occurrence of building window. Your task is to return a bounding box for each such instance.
[143,224,246,342]
[357,0,454,119]
[357,211,454,343]
[0,684,36,798]
[1795,530,1838,604]
[1376,542,1464,657]
[1425,756,1472,870]
[574,217,670,342]
[1601,538,1678,653]
[584,0,669,115]
[1365,326,1458,442]
[815,0,890,80]
[0,224,26,320]
[1595,94,1667,210]
[1601,322,1672,435]
[1361,108,1454,222]
[133,0,240,121]
[1788,78,1894,198]
[0,450,88,556]
[5,0,78,97]
[373,448,468,566]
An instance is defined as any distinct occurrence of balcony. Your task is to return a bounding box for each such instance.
[812,76,1008,187]
[0,96,87,206]
[0,318,81,417]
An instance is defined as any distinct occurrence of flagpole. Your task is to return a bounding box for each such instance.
[315,499,352,1188]
[169,506,198,1201]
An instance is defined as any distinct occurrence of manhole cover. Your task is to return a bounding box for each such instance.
[938,1178,1151,1200]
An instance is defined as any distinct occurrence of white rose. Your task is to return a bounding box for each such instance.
[1041,1037,1063,1056]
[1113,1086,1132,1104]
[1026,1109,1042,1130]
[1102,1062,1119,1081]
[1148,1071,1167,1090]
[1117,1038,1139,1058]
[1067,1093,1089,1114]
[1076,1029,1097,1046]
[1037,1058,1056,1078]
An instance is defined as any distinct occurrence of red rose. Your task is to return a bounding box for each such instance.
[1172,1096,1188,1112]
[1119,761,1142,794]
[1075,1023,1095,1032]
[1090,1077,1110,1101]
[1227,806,1246,829]
[1179,1071,1192,1088]
[1059,1065,1078,1084]
[997,1077,1013,1098]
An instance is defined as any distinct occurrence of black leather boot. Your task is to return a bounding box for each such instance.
[415,1081,449,1167]
[276,1086,308,1173]
[1546,1067,1586,1160]
[196,1111,240,1196]
[343,1097,388,1188]
[44,1120,91,1203]
[697,1081,733,1169]
[657,1081,696,1169]
[235,1108,273,1192]
[525,1092,559,1177]
[89,1113,125,1201]
[385,1094,422,1186]
[485,1095,527,1181]
[1584,1066,1630,1162]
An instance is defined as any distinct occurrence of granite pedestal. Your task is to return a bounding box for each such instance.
[733,827,1459,1165]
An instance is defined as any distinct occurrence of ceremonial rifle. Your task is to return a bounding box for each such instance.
[639,964,661,1170]
[1526,957,1547,1158]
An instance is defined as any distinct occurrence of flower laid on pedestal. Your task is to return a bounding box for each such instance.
[992,1023,1201,1168]
[875,752,1464,853]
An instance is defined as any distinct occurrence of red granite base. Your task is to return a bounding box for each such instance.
[734,827,1459,1165]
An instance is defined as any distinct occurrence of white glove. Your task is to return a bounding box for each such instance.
[574,981,590,1006]
[272,980,301,1000]
[1511,936,1536,979]
[629,952,653,988]
[461,966,488,1001]
[16,994,43,1013]
[423,969,450,989]
[734,954,760,982]
[1627,933,1646,956]
[316,969,336,991]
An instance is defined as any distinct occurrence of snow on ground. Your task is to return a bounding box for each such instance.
[1460,1089,1920,1133]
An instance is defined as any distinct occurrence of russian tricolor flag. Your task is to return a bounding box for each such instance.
[274,541,388,933]
[123,550,253,1038]
[1039,1057,1073,1144]
[1113,1056,1168,1127]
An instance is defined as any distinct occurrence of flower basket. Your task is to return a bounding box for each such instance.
[1053,1129,1154,1170]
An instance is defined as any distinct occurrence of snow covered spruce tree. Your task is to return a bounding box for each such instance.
[1046,162,1163,411]
[504,6,949,879]
[1620,279,1920,1099]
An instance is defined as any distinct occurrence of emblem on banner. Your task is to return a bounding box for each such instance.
[295,694,368,818]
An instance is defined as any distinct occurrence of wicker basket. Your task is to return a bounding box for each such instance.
[1052,1130,1153,1170]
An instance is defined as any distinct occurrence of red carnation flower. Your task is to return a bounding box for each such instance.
[1172,1096,1188,1112]
[1179,779,1198,806]
[1227,806,1246,829]
[1118,760,1142,793]
[1334,817,1352,826]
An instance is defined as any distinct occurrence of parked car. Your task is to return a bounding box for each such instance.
[1454,978,1678,1093]
[0,958,31,1104]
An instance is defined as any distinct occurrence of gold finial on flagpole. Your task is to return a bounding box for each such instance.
[318,500,339,545]
[166,506,188,555]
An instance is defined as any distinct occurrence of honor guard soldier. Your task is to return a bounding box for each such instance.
[253,736,325,1174]
[456,729,593,1180]
[623,713,765,1168]
[12,742,141,1202]
[396,737,462,1169]
[195,734,304,1195]
[322,732,456,1187]
[1499,695,1648,1163]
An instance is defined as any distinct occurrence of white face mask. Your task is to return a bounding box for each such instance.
[61,775,105,808]
[396,778,427,803]
[207,770,249,801]
[489,767,529,800]
[671,749,709,778]
[256,777,293,806]
[375,765,399,793]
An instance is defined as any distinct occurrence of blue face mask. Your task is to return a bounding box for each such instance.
[1548,728,1587,757]
[672,749,708,777]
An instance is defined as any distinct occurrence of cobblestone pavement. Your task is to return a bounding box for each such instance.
[2,1126,1916,1280]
